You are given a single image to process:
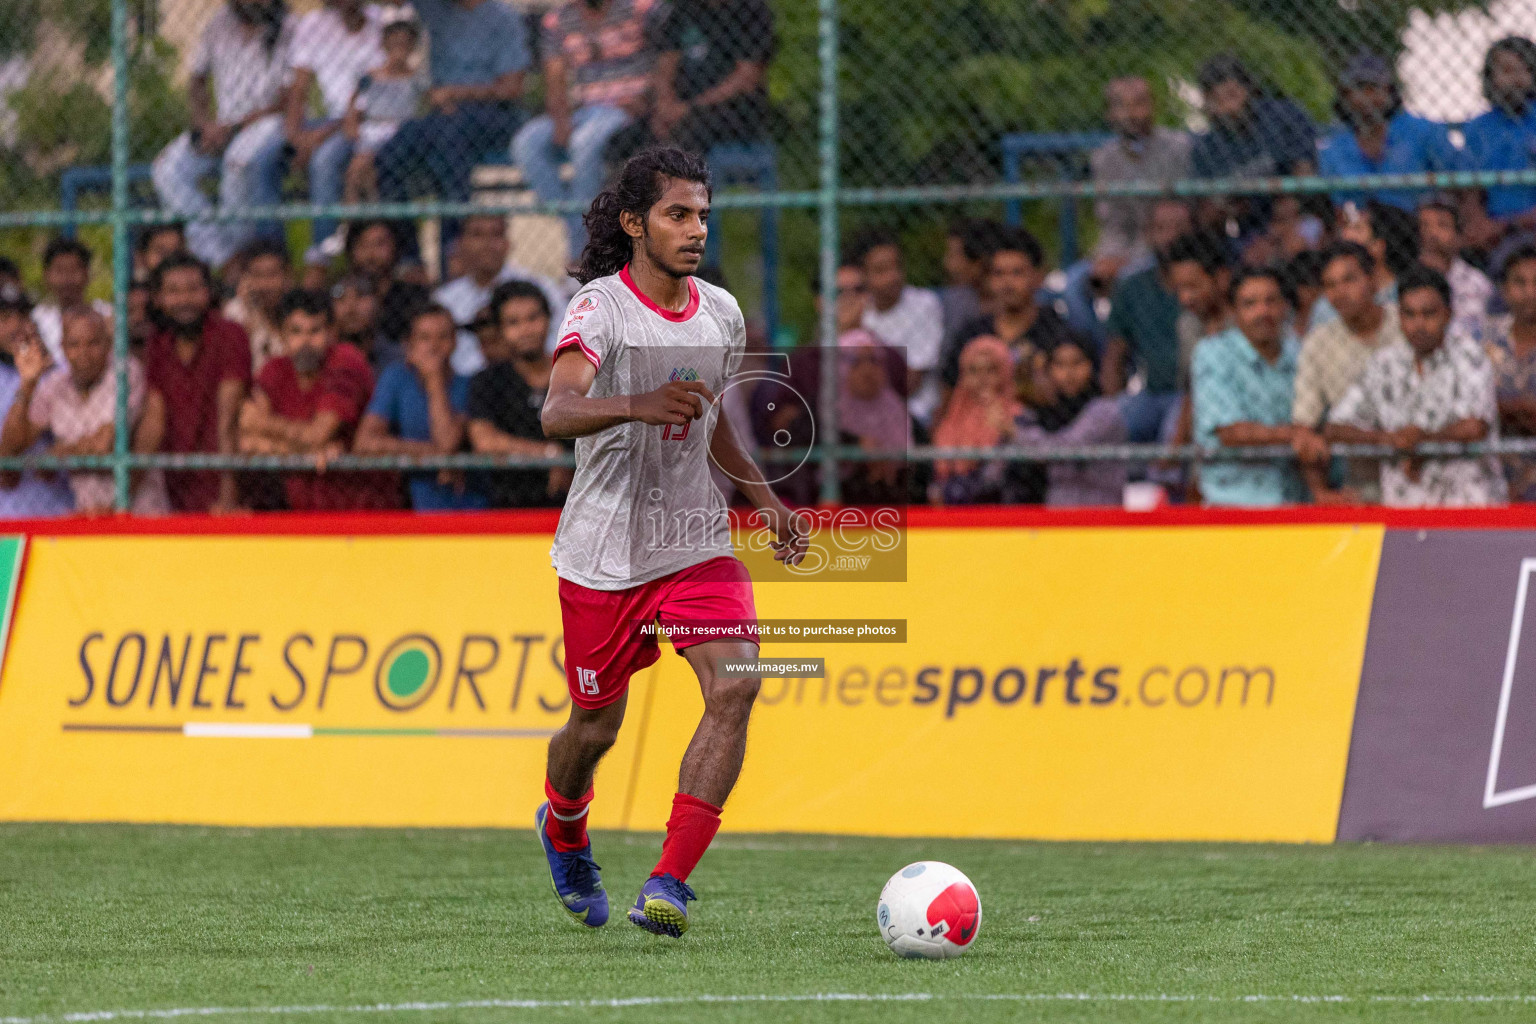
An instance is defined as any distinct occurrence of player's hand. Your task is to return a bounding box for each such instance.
[630,380,717,426]
[756,502,809,567]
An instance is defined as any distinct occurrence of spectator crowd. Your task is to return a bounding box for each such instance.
[17,6,1536,512]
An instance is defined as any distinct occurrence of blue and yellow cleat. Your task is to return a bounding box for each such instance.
[535,802,608,927]
[627,873,696,937]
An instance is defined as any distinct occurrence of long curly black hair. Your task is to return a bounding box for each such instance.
[573,147,712,285]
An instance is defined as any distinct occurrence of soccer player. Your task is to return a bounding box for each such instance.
[535,148,807,937]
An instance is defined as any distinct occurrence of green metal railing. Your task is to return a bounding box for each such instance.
[11,0,1536,510]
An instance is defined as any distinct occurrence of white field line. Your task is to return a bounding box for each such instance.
[8,992,1536,1022]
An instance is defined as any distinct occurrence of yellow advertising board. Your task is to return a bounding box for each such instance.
[628,525,1383,842]
[0,525,1382,840]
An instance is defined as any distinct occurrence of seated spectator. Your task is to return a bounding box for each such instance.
[1311,200,1420,327]
[140,253,252,513]
[32,238,112,366]
[344,219,431,348]
[854,230,944,427]
[283,0,389,264]
[1483,243,1536,501]
[1191,54,1316,243]
[642,0,774,155]
[1102,199,1195,443]
[1060,77,1192,344]
[1015,335,1128,507]
[836,331,911,507]
[1319,52,1462,212]
[931,335,1037,505]
[240,289,397,510]
[0,308,168,515]
[942,227,1077,411]
[133,223,188,282]
[1282,249,1327,340]
[375,0,530,228]
[432,214,569,375]
[223,239,293,374]
[940,219,1001,344]
[1292,242,1405,504]
[0,285,73,516]
[468,280,571,507]
[332,272,402,370]
[514,0,658,255]
[1326,266,1505,507]
[1462,37,1536,251]
[1418,195,1493,341]
[151,0,292,271]
[340,17,428,215]
[355,303,484,510]
[1192,268,1312,507]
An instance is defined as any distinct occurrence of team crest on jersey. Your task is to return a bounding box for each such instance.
[669,367,700,382]
[572,296,598,314]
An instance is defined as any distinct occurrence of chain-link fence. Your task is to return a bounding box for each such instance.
[9,0,1536,513]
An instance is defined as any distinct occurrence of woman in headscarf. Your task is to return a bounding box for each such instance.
[929,334,1042,504]
[837,329,911,505]
[1015,335,1128,506]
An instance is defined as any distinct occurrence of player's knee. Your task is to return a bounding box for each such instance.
[705,674,760,718]
[570,715,621,756]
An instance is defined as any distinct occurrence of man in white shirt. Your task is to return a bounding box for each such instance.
[853,230,944,427]
[284,0,387,264]
[432,214,571,375]
[151,0,294,271]
[31,238,112,366]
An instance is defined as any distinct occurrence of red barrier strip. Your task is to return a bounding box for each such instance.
[3,503,1536,537]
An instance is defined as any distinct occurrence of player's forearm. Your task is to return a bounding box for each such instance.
[541,391,638,439]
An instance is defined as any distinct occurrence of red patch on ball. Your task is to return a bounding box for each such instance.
[925,881,979,945]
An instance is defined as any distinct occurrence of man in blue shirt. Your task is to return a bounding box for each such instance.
[1192,267,1321,507]
[376,0,531,214]
[354,302,486,510]
[1463,36,1536,249]
[1319,52,1463,212]
[1191,54,1317,241]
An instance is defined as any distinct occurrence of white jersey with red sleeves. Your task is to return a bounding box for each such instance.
[549,266,747,591]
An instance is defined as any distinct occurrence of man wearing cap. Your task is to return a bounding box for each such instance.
[0,286,72,516]
[1318,52,1464,212]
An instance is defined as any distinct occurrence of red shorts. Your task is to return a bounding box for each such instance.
[558,556,759,709]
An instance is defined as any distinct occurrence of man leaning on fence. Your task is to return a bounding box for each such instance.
[0,286,73,517]
[140,254,253,514]
[0,309,169,516]
[1325,266,1506,509]
[240,289,396,511]
[1292,242,1404,505]
[355,303,484,511]
[1192,267,1316,508]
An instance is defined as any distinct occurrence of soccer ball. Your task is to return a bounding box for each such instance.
[876,861,981,959]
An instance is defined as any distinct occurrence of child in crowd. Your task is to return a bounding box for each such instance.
[343,18,428,206]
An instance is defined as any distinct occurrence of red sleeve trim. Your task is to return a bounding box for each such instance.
[554,333,601,369]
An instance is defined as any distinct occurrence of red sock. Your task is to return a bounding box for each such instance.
[544,778,593,853]
[651,792,723,882]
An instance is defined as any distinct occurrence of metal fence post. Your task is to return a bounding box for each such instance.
[110,0,133,512]
[816,0,840,505]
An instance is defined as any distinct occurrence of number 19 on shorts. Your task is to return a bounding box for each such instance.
[576,667,600,696]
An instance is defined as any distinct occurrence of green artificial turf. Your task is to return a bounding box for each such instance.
[3,824,1536,1022]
